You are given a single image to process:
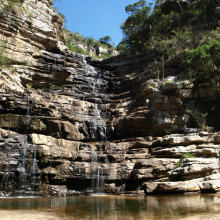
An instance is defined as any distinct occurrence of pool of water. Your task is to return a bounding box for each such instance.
[0,193,220,219]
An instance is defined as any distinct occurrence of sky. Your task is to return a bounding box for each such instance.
[53,0,141,46]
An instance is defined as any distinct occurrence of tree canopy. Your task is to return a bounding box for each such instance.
[119,0,220,52]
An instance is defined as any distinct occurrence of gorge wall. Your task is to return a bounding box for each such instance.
[0,0,220,197]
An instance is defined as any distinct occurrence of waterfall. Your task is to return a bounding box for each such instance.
[30,144,38,191]
[80,55,107,141]
[72,54,109,193]
[18,135,28,191]
[0,139,12,196]
[0,133,39,197]
[90,146,106,193]
[17,136,39,195]
[91,147,98,191]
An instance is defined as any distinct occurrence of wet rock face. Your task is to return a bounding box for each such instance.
[0,130,39,196]
[0,0,220,196]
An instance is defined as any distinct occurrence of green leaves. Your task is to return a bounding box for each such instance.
[0,40,11,67]
[180,39,220,85]
[176,153,195,167]
[125,0,147,15]
[121,0,220,51]
[121,0,152,48]
[185,108,208,130]
[99,36,113,48]
[66,44,89,55]
[0,0,22,15]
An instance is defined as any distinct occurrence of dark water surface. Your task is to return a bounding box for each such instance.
[0,193,220,219]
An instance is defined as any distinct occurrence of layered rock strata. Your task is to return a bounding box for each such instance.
[0,0,220,196]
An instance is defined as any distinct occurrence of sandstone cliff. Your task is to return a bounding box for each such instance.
[0,0,220,196]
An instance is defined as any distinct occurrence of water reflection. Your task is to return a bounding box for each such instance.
[0,194,220,219]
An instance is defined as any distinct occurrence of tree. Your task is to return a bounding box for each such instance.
[125,0,147,15]
[86,37,96,47]
[116,41,127,53]
[99,36,112,44]
[99,36,113,48]
[121,0,152,49]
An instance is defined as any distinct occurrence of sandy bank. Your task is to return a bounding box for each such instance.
[1,209,220,220]
[0,210,66,220]
[180,213,220,220]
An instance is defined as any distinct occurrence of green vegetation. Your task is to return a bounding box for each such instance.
[0,40,28,67]
[118,0,220,69]
[53,1,117,57]
[99,52,111,59]
[180,39,220,88]
[185,96,220,131]
[26,84,32,89]
[164,125,179,135]
[120,0,220,52]
[0,0,22,15]
[99,35,113,48]
[0,40,12,67]
[42,123,47,129]
[63,28,116,57]
[22,60,28,65]
[66,43,89,55]
[176,152,195,167]
[50,85,56,89]
[54,6,66,24]
[119,0,220,131]
[185,108,208,131]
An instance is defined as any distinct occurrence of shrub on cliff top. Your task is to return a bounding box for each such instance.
[66,43,89,55]
[119,0,220,51]
[180,39,220,87]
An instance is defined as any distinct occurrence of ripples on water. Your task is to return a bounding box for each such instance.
[0,194,220,219]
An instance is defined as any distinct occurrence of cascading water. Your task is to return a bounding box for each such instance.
[18,135,28,191]
[74,54,110,193]
[81,55,107,141]
[16,135,39,195]
[0,133,39,197]
[89,145,108,193]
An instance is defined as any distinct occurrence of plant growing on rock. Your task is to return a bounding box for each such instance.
[99,36,113,48]
[119,0,220,68]
[66,44,89,55]
[26,83,32,89]
[186,108,208,131]
[50,85,56,89]
[42,123,47,129]
[164,125,179,135]
[64,28,116,57]
[176,152,195,167]
[180,39,220,88]
[0,0,22,15]
[0,40,11,67]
